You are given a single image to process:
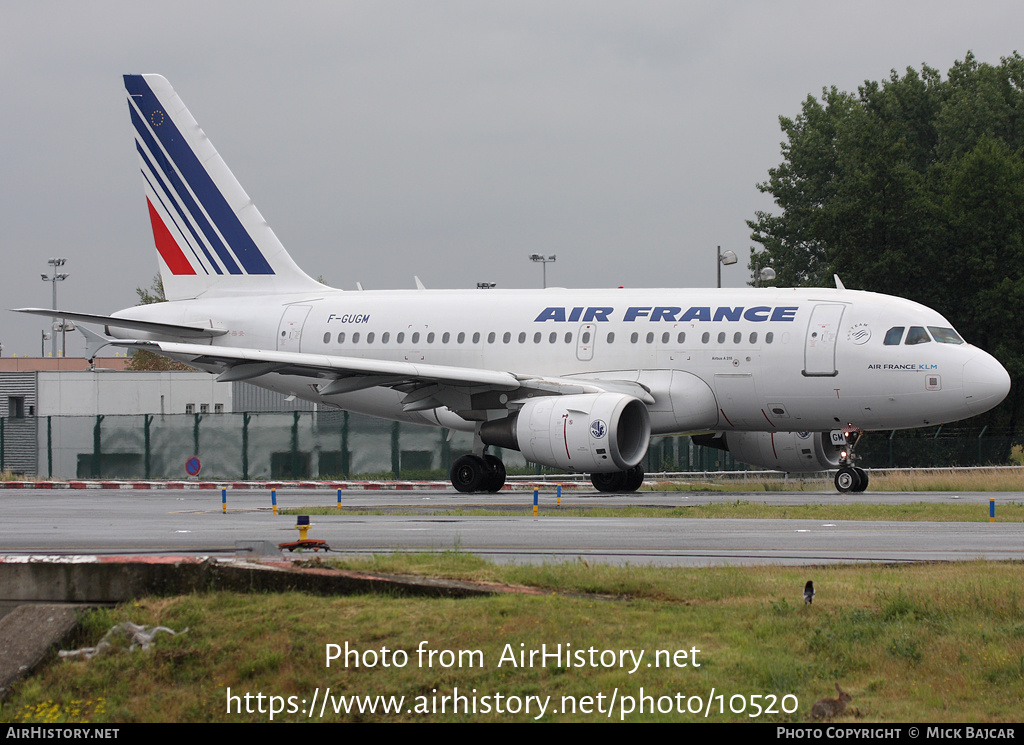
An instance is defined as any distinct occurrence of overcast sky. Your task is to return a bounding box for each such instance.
[2,1,1021,357]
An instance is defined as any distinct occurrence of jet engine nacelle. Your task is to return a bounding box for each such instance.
[699,431,843,472]
[480,392,651,473]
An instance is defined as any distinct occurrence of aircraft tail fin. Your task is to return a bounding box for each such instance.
[124,74,324,301]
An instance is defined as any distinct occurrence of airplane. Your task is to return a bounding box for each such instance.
[16,74,1012,493]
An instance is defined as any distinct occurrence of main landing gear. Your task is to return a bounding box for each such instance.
[450,454,506,493]
[590,464,645,493]
[833,430,868,493]
[447,455,646,494]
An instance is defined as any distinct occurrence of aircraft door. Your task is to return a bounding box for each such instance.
[803,304,844,376]
[576,323,596,361]
[277,305,311,352]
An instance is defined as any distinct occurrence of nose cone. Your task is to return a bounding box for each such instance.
[963,352,1011,416]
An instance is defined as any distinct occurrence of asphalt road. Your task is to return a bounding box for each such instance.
[1,488,1021,566]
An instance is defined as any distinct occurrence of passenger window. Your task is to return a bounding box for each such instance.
[582,331,590,344]
[323,332,330,344]
[564,332,572,343]
[502,332,511,343]
[337,332,345,343]
[487,332,496,343]
[412,332,420,344]
[733,332,741,344]
[677,332,685,344]
[765,332,773,344]
[442,332,450,343]
[607,332,615,343]
[427,332,435,344]
[457,332,465,344]
[473,332,481,344]
[397,332,405,343]
[702,332,709,344]
[367,332,375,344]
[884,327,905,345]
[661,332,669,344]
[630,332,639,343]
[905,327,931,345]
[518,332,526,343]
[534,332,542,343]
[749,332,757,343]
[646,332,654,344]
[549,332,557,343]
[352,332,360,343]
[717,332,726,344]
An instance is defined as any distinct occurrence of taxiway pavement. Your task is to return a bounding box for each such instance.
[1,488,1020,566]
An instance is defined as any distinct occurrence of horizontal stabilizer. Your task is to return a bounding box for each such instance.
[13,308,228,338]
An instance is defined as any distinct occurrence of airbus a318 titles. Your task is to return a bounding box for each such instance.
[17,75,1012,493]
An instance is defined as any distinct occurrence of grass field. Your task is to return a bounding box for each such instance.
[2,558,1022,723]
[284,500,1024,521]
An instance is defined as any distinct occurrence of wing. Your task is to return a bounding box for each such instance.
[116,338,654,420]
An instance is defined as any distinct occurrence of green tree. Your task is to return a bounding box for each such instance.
[135,273,165,305]
[749,52,1024,432]
[126,274,192,371]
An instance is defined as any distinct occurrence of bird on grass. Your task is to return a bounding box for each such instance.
[804,580,815,604]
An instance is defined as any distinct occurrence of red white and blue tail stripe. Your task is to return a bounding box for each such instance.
[125,74,321,300]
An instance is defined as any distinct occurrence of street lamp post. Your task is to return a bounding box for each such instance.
[529,254,556,289]
[40,258,68,357]
[716,246,737,288]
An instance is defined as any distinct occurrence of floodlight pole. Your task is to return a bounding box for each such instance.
[529,254,556,289]
[716,246,737,288]
[40,258,68,357]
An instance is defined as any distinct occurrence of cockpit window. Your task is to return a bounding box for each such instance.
[928,326,965,344]
[905,326,931,345]
[884,327,905,345]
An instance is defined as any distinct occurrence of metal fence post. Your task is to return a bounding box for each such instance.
[242,412,250,480]
[91,414,104,478]
[291,411,300,478]
[193,413,202,457]
[144,414,152,479]
[341,411,349,478]
[391,420,400,478]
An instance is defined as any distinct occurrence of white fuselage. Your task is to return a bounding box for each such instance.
[114,284,1010,436]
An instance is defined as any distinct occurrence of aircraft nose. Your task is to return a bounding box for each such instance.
[963,352,1011,416]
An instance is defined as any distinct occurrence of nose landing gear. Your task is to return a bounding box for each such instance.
[834,430,868,493]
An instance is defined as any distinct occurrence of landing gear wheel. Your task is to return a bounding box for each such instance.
[834,466,862,493]
[451,455,487,493]
[591,471,626,493]
[622,464,645,492]
[483,455,506,493]
[852,467,869,492]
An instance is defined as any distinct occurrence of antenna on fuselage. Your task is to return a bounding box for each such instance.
[834,275,846,290]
